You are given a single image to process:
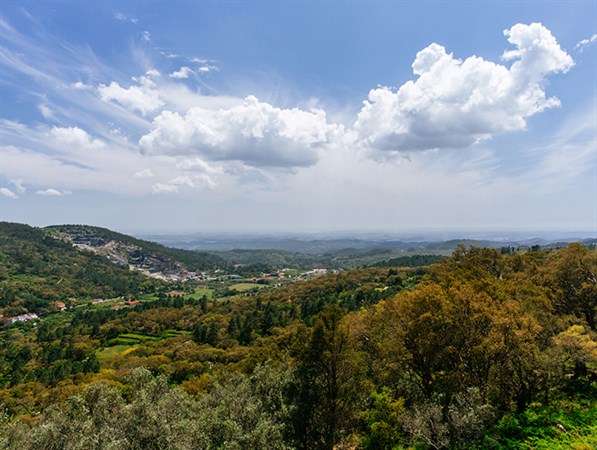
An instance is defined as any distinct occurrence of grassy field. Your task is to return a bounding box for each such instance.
[185,287,213,299]
[97,344,136,361]
[161,329,191,338]
[98,330,192,365]
[104,330,190,348]
[229,283,265,291]
[119,333,160,342]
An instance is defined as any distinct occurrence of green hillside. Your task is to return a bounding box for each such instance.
[0,222,161,316]
[45,224,227,271]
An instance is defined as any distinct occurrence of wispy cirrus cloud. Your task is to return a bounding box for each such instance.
[575,34,597,52]
[10,179,26,194]
[0,188,19,199]
[1,124,222,197]
[114,12,138,24]
[38,104,54,119]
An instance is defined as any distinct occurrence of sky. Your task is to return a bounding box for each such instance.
[0,1,595,235]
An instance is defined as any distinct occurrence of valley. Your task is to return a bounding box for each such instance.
[0,221,595,449]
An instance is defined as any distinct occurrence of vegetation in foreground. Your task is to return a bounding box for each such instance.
[0,229,595,448]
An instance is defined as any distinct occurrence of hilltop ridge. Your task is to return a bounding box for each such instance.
[45,224,226,279]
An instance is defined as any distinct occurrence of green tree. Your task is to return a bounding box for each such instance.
[548,243,597,329]
[360,388,406,450]
[290,305,367,449]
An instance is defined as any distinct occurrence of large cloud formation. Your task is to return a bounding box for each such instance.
[355,23,574,153]
[0,18,581,200]
[139,95,340,168]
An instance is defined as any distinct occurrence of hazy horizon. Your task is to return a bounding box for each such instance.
[1,218,595,241]
[8,219,595,244]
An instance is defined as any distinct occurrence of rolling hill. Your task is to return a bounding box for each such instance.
[0,222,228,316]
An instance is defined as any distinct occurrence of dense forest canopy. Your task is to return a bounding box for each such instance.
[0,224,595,449]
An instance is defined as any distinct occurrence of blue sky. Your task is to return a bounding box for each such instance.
[0,1,595,234]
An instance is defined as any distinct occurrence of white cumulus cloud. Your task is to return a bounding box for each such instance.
[133,168,155,178]
[139,95,341,168]
[98,72,164,115]
[197,64,218,73]
[151,183,178,194]
[169,66,193,79]
[355,22,574,153]
[70,81,91,90]
[36,188,71,196]
[169,175,195,187]
[50,127,104,149]
[175,157,220,173]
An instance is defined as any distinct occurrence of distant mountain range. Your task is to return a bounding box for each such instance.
[138,232,597,255]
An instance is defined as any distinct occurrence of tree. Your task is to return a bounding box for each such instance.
[290,305,367,449]
[551,324,597,382]
[199,295,208,314]
[547,243,597,329]
[365,278,543,413]
[194,364,292,449]
[360,388,406,450]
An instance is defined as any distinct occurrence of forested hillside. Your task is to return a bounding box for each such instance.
[46,224,227,271]
[1,241,595,449]
[0,223,161,316]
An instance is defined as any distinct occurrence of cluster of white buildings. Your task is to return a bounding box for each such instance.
[1,312,39,327]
